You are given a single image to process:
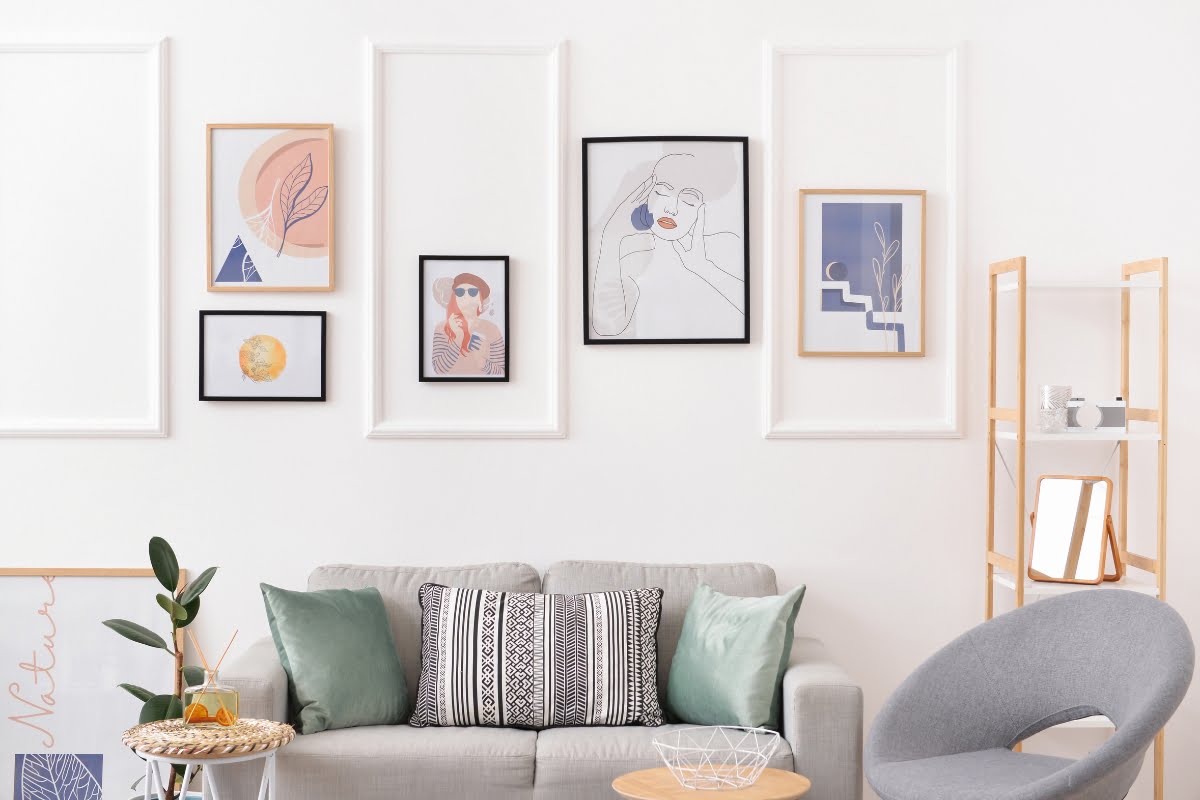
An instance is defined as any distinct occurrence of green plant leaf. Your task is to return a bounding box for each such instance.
[119,683,155,703]
[139,694,184,724]
[149,536,180,593]
[178,596,201,629]
[156,593,188,621]
[182,665,205,689]
[178,566,218,606]
[103,619,170,652]
[139,694,173,724]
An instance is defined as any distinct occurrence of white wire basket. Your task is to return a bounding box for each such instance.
[652,726,780,790]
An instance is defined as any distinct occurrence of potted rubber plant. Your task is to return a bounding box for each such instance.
[102,536,218,800]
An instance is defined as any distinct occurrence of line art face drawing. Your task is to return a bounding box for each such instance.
[584,138,749,344]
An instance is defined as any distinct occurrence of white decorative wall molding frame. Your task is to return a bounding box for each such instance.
[761,44,964,438]
[0,39,168,437]
[365,41,566,438]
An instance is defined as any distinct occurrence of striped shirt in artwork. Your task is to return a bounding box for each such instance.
[431,330,506,377]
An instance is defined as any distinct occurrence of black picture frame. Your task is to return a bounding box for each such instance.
[582,135,751,345]
[418,255,511,382]
[199,310,327,401]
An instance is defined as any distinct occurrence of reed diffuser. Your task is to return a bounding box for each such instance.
[183,629,240,727]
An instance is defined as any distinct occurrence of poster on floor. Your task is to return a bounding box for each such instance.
[1,572,178,800]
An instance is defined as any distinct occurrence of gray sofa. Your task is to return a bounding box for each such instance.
[216,561,863,800]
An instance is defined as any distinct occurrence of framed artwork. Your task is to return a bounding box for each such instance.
[583,136,749,344]
[797,189,926,356]
[0,569,184,800]
[419,256,509,382]
[207,123,334,291]
[199,311,326,401]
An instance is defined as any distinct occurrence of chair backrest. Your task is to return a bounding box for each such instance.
[308,563,540,713]
[541,560,779,695]
[868,590,1194,766]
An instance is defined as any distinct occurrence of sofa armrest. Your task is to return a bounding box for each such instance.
[221,636,288,723]
[782,636,863,800]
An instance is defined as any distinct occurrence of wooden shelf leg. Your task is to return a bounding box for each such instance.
[987,271,998,619]
[1154,729,1164,800]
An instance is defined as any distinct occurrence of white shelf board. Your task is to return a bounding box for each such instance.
[991,570,1160,598]
[997,280,1162,293]
[1052,715,1114,730]
[994,430,1161,442]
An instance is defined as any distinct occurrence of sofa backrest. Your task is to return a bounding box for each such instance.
[541,560,778,697]
[308,562,540,715]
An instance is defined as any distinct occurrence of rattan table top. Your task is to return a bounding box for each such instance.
[122,718,295,760]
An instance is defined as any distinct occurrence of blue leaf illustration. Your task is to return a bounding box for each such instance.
[287,186,328,228]
[274,153,328,257]
[18,753,102,800]
[278,154,312,221]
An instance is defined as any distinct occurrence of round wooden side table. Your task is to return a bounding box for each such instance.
[122,718,295,800]
[613,767,811,800]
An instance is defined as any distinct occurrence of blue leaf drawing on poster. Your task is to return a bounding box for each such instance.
[275,153,329,257]
[215,236,262,283]
[819,202,908,352]
[14,753,102,800]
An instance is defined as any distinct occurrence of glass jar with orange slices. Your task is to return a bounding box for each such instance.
[183,670,240,727]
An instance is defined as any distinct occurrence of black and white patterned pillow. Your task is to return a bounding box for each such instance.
[410,583,664,728]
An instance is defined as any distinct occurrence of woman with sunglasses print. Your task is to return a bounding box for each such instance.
[431,272,506,376]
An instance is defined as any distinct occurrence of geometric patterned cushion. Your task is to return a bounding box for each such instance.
[410,583,664,729]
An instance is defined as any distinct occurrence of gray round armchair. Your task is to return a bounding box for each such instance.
[866,590,1193,800]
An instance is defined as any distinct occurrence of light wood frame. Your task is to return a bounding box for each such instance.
[796,188,927,357]
[0,568,187,692]
[985,256,1168,797]
[206,123,335,292]
[1026,475,1119,585]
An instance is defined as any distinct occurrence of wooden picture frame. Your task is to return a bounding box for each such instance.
[797,189,926,356]
[1027,475,1122,585]
[199,310,327,401]
[0,568,186,800]
[582,136,751,345]
[207,123,335,292]
[418,256,510,382]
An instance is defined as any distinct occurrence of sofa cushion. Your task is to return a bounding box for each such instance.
[308,563,539,714]
[668,583,806,729]
[260,583,408,734]
[277,725,536,800]
[541,561,778,698]
[410,583,665,728]
[533,725,793,798]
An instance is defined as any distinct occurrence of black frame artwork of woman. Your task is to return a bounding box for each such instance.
[418,255,510,382]
[583,136,750,344]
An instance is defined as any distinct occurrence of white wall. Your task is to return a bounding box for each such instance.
[2,1,1198,797]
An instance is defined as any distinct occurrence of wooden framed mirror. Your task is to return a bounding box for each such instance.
[1028,475,1123,585]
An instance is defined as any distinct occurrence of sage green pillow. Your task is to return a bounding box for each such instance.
[667,583,806,729]
[261,583,408,735]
